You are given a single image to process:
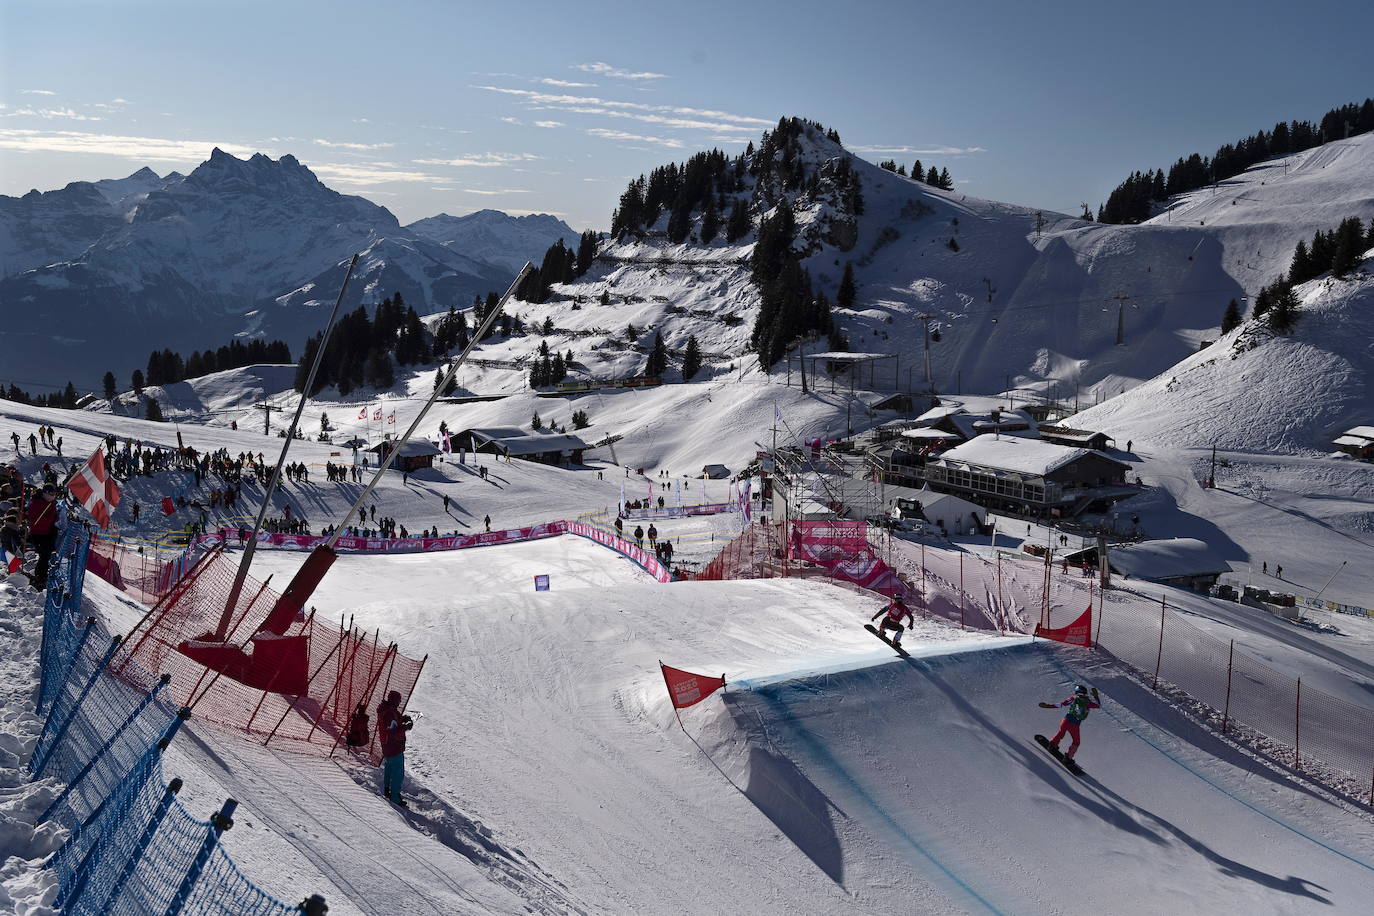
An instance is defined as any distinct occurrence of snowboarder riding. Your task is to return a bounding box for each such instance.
[871,593,914,647]
[1039,685,1100,760]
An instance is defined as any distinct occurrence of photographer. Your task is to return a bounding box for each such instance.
[376,691,414,808]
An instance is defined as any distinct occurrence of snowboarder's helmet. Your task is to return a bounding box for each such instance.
[893,593,905,602]
[1075,685,1089,696]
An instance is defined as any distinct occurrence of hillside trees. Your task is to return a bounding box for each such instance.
[1221,299,1243,333]
[644,332,669,378]
[103,372,116,400]
[1096,97,1374,223]
[681,335,702,381]
[1288,216,1368,284]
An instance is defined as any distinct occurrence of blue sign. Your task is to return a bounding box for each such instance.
[534,574,550,592]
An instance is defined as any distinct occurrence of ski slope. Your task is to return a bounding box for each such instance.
[719,641,1374,914]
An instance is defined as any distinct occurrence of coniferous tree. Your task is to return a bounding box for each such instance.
[145,398,163,421]
[131,370,144,395]
[1221,299,1243,333]
[1331,216,1365,276]
[531,411,543,431]
[726,199,752,243]
[939,167,953,190]
[837,263,856,310]
[644,332,669,378]
[576,229,598,276]
[571,409,590,429]
[911,160,925,182]
[1289,240,1312,283]
[1268,282,1299,332]
[681,335,702,381]
[103,371,117,400]
[364,348,394,389]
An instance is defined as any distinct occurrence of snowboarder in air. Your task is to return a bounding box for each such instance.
[1039,685,1100,760]
[871,593,914,646]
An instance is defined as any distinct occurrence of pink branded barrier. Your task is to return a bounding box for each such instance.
[195,521,569,554]
[566,521,673,582]
[789,520,904,597]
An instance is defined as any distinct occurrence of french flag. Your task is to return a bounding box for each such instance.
[1,545,20,575]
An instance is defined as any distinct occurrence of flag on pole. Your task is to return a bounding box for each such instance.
[357,406,367,420]
[774,404,783,423]
[160,497,176,515]
[619,481,626,515]
[67,447,121,529]
[660,663,726,709]
[440,432,451,453]
[373,406,382,421]
[387,411,396,426]
[1,545,20,575]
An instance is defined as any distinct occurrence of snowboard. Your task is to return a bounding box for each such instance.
[1034,734,1085,776]
[865,624,910,657]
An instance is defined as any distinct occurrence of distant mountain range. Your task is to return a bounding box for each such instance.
[0,150,575,389]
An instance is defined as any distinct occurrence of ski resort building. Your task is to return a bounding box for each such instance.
[920,434,1132,516]
[470,431,589,466]
[365,440,441,472]
[1036,425,1115,451]
[1064,537,1229,591]
[1333,426,1374,459]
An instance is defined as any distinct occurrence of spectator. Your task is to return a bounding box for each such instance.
[484,514,491,532]
[25,483,62,589]
[376,691,413,807]
[633,525,644,548]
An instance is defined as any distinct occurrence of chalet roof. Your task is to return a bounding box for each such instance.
[1038,424,1113,444]
[1339,426,1374,441]
[496,434,589,456]
[1108,538,1230,580]
[1333,435,1372,447]
[366,440,441,457]
[933,434,1127,477]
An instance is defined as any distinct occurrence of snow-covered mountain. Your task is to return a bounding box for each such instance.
[407,209,576,274]
[511,121,1374,406]
[0,152,568,390]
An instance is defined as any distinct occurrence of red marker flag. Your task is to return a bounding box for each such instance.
[161,497,176,515]
[67,448,122,528]
[660,662,726,709]
[1034,605,1094,648]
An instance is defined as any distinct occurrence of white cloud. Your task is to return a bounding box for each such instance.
[573,61,667,81]
[500,116,523,125]
[309,162,446,185]
[473,85,768,133]
[5,107,104,121]
[540,78,596,88]
[353,118,371,124]
[533,120,563,129]
[585,128,683,148]
[0,129,256,161]
[849,144,988,155]
[22,89,57,96]
[312,139,394,150]
[460,187,530,195]
[414,152,541,167]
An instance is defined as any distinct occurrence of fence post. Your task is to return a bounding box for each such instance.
[1221,640,1234,734]
[959,553,965,630]
[1152,596,1166,691]
[31,634,122,776]
[37,674,172,822]
[164,798,239,916]
[1294,677,1302,771]
[1092,581,1102,647]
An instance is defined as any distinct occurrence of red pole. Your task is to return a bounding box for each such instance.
[1152,595,1166,691]
[1222,639,1234,733]
[1294,677,1302,771]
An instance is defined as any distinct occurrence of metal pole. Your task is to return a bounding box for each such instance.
[325,263,531,550]
[219,255,359,637]
[1152,595,1165,690]
[1294,677,1302,771]
[959,552,965,630]
[1222,639,1234,733]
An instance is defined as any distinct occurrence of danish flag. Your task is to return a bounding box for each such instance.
[372,407,382,421]
[68,448,122,529]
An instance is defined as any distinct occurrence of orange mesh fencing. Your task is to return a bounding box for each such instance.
[113,547,425,765]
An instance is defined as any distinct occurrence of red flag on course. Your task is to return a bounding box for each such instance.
[1034,605,1094,647]
[660,663,726,709]
[67,448,121,529]
[161,497,176,515]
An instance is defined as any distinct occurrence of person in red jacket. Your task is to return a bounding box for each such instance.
[25,483,60,589]
[871,593,915,646]
[1039,685,1101,760]
[377,691,413,807]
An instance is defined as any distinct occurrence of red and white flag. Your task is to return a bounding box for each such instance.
[372,406,382,421]
[660,663,726,709]
[440,433,451,453]
[357,406,367,420]
[68,448,122,529]
[387,411,396,426]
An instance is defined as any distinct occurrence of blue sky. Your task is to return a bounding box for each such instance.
[2,0,1372,230]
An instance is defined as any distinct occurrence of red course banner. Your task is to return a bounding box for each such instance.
[1034,605,1094,647]
[660,663,726,709]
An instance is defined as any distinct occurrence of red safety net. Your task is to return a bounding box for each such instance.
[86,533,191,605]
[114,547,425,765]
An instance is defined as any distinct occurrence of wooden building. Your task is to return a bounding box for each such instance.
[921,434,1131,513]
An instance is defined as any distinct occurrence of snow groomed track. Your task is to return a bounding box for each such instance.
[721,641,1374,914]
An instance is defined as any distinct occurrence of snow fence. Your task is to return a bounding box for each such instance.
[31,524,306,914]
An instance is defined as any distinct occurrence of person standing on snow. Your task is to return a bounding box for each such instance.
[871,593,914,646]
[25,483,62,589]
[377,691,414,807]
[346,702,371,748]
[1039,685,1100,760]
[633,524,644,548]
